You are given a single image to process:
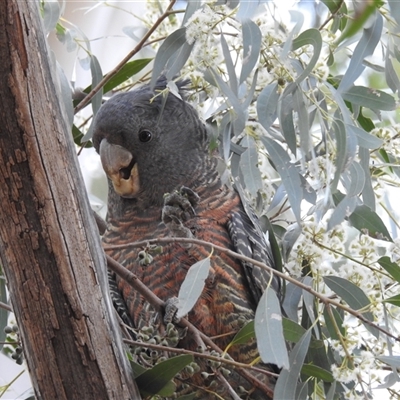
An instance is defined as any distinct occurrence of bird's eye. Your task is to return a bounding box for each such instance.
[138,130,152,143]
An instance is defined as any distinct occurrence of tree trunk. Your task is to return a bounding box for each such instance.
[0,1,139,399]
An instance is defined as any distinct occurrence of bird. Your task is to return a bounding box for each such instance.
[92,78,281,399]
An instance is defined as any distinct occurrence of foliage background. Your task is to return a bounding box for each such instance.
[2,0,400,399]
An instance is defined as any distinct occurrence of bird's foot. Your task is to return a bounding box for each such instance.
[162,186,200,243]
[164,296,181,324]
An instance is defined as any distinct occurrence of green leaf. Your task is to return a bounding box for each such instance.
[82,59,152,95]
[336,1,382,45]
[274,329,312,399]
[176,257,210,319]
[378,257,400,283]
[282,317,306,343]
[321,0,344,13]
[349,204,393,242]
[255,287,289,368]
[227,320,255,348]
[323,306,345,340]
[129,360,147,379]
[342,86,396,111]
[104,59,152,93]
[383,294,400,307]
[0,276,8,352]
[301,364,334,382]
[135,355,193,396]
[323,276,379,338]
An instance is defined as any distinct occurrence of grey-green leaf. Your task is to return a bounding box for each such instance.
[342,86,396,111]
[240,19,261,84]
[378,356,400,369]
[260,136,303,223]
[151,28,187,88]
[347,124,383,150]
[176,257,211,319]
[239,137,262,197]
[338,13,383,93]
[255,287,289,369]
[291,28,322,84]
[256,83,279,132]
[274,328,312,398]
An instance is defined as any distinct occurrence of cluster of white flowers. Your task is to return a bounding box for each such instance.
[285,215,347,279]
[135,2,400,397]
[371,125,400,158]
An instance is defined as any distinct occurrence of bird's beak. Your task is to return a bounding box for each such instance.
[99,139,140,198]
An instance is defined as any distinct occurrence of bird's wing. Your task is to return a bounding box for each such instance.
[227,188,281,305]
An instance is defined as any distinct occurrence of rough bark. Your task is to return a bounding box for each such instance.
[0,1,139,399]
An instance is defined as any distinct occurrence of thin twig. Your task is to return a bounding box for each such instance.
[106,253,276,397]
[0,301,12,312]
[104,237,400,343]
[74,0,177,114]
[123,338,278,377]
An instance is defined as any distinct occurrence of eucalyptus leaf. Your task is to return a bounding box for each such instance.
[240,20,261,84]
[236,0,261,22]
[220,33,238,95]
[176,257,211,319]
[282,282,302,322]
[256,82,279,132]
[349,204,393,242]
[378,356,400,369]
[342,86,396,111]
[292,85,310,154]
[383,294,400,307]
[239,137,262,197]
[0,277,8,352]
[274,328,312,398]
[261,136,303,223]
[279,83,297,154]
[302,364,334,382]
[135,355,193,396]
[41,0,61,34]
[227,320,255,348]
[359,147,375,210]
[255,287,289,368]
[338,13,383,92]
[378,257,400,283]
[291,29,322,84]
[324,276,379,338]
[151,28,187,88]
[346,124,383,150]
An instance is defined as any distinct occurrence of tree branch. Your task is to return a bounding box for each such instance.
[105,252,276,397]
[104,237,400,343]
[74,0,177,114]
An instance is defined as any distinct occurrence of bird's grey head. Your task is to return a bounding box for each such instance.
[92,78,209,206]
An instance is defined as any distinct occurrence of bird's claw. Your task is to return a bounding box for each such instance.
[162,187,199,242]
[164,296,181,324]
